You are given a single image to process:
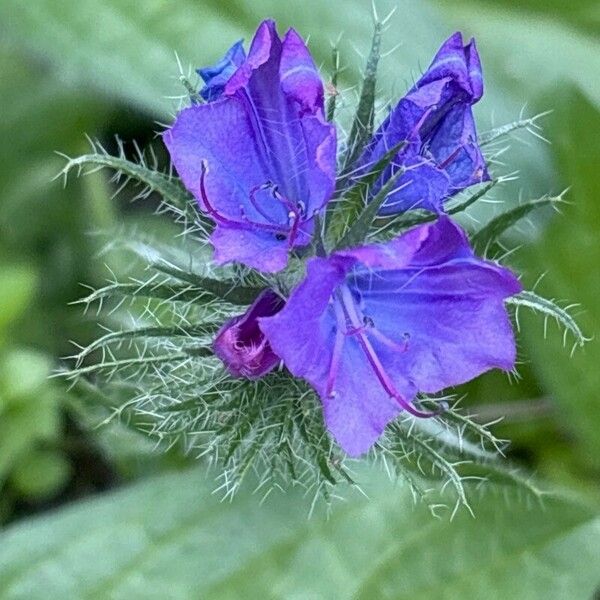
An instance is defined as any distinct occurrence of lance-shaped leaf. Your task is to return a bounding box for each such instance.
[336,166,404,249]
[507,290,588,351]
[151,262,264,305]
[478,111,552,146]
[341,14,385,171]
[1,468,599,599]
[471,194,564,254]
[58,143,195,215]
[327,141,405,246]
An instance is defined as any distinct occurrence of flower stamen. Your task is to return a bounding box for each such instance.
[199,162,305,247]
[338,284,440,419]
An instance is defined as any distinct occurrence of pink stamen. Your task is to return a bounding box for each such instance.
[437,145,463,170]
[198,162,291,235]
[338,285,440,419]
[346,324,367,336]
[270,186,304,248]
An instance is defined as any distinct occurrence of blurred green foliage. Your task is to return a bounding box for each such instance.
[1,468,599,599]
[519,90,600,480]
[0,46,113,519]
[0,0,598,597]
[0,272,69,519]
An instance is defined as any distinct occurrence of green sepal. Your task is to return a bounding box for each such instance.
[152,262,264,305]
[471,194,565,254]
[326,44,341,123]
[73,323,220,367]
[507,290,588,351]
[479,111,552,147]
[340,18,383,171]
[336,166,404,249]
[327,141,405,247]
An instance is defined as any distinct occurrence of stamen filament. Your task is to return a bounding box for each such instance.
[338,284,439,419]
[198,162,290,235]
[271,186,303,248]
[437,145,463,170]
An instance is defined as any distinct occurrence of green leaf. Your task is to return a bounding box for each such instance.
[59,148,194,215]
[151,263,263,305]
[0,468,598,599]
[341,12,385,171]
[471,195,563,255]
[507,290,588,351]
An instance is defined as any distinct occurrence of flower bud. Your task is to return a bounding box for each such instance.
[213,289,284,379]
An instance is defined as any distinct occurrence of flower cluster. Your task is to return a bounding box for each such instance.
[164,20,521,457]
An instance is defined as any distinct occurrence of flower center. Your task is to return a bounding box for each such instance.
[199,161,304,247]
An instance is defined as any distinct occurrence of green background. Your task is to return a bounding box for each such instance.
[0,1,598,597]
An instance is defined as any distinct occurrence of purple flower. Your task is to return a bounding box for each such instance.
[164,20,336,273]
[260,218,521,456]
[213,289,284,379]
[359,32,489,215]
[197,40,246,101]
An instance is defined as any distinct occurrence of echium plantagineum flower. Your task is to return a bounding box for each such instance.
[197,40,245,101]
[164,20,336,273]
[260,218,521,456]
[213,289,284,379]
[358,32,489,215]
